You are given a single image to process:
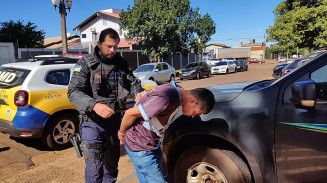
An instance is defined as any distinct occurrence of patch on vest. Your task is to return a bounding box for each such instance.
[74,66,82,72]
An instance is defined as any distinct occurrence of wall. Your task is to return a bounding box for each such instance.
[0,42,15,65]
[251,50,264,60]
[18,48,88,58]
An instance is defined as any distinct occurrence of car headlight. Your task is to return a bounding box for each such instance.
[138,75,146,79]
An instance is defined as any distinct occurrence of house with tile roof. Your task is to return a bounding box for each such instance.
[73,8,139,50]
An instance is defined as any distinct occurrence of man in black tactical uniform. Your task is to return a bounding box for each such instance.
[68,28,144,183]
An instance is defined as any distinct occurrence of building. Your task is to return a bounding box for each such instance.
[240,39,266,60]
[43,34,83,49]
[205,43,231,58]
[73,8,139,51]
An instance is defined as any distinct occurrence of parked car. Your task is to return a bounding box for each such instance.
[207,58,220,66]
[233,60,248,72]
[0,57,157,150]
[211,61,236,74]
[246,58,265,64]
[179,62,211,80]
[133,62,175,82]
[272,63,289,78]
[279,56,287,62]
[282,59,308,76]
[162,49,327,183]
[281,49,326,76]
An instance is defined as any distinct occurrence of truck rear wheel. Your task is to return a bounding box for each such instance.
[174,147,252,183]
[42,114,78,150]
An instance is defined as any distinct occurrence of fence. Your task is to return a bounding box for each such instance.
[17,48,204,71]
[119,50,203,70]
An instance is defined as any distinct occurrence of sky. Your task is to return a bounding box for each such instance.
[0,0,282,48]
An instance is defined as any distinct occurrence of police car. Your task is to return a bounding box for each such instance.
[0,57,157,150]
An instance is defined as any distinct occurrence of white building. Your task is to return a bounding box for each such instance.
[73,8,137,50]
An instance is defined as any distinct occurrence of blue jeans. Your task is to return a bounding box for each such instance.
[125,145,165,183]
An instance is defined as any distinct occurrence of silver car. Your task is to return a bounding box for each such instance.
[133,62,176,82]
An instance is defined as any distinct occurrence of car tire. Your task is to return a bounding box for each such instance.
[241,68,244,72]
[194,72,201,80]
[207,71,211,78]
[149,77,154,81]
[170,75,175,82]
[259,61,262,64]
[180,78,183,80]
[226,69,229,74]
[42,114,79,150]
[174,147,252,183]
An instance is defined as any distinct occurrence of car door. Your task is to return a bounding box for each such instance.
[229,61,236,72]
[154,63,163,81]
[161,63,170,81]
[199,63,206,77]
[275,59,327,182]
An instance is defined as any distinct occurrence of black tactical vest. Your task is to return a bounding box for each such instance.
[83,53,130,113]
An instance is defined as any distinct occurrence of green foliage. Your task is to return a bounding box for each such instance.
[266,43,310,56]
[0,20,45,48]
[266,0,327,50]
[119,0,216,60]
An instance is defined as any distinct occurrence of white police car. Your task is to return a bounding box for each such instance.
[0,57,80,149]
[0,57,157,150]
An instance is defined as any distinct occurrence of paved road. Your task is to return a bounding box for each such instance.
[0,61,278,183]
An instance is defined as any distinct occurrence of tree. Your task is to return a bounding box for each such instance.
[119,0,216,61]
[266,0,327,50]
[0,20,45,48]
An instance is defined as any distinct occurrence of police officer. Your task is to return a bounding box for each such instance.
[68,28,144,183]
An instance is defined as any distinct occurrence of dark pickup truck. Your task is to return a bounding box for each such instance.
[162,51,327,182]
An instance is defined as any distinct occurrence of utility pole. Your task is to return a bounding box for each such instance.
[51,0,72,54]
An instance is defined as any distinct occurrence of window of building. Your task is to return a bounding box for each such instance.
[82,34,86,38]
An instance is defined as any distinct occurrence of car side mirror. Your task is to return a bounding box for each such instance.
[290,80,317,107]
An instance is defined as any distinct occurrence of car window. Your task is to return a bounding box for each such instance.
[155,64,162,71]
[163,63,169,70]
[215,62,227,66]
[135,65,155,72]
[185,63,199,68]
[0,67,31,88]
[311,64,327,100]
[46,70,70,85]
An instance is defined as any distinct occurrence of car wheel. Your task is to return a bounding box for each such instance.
[241,68,244,72]
[226,69,229,74]
[194,72,201,79]
[42,114,78,150]
[207,71,211,78]
[259,61,262,64]
[180,78,183,80]
[149,77,154,81]
[174,147,252,183]
[170,75,175,82]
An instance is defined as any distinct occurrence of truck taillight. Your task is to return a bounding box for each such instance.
[14,90,29,107]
